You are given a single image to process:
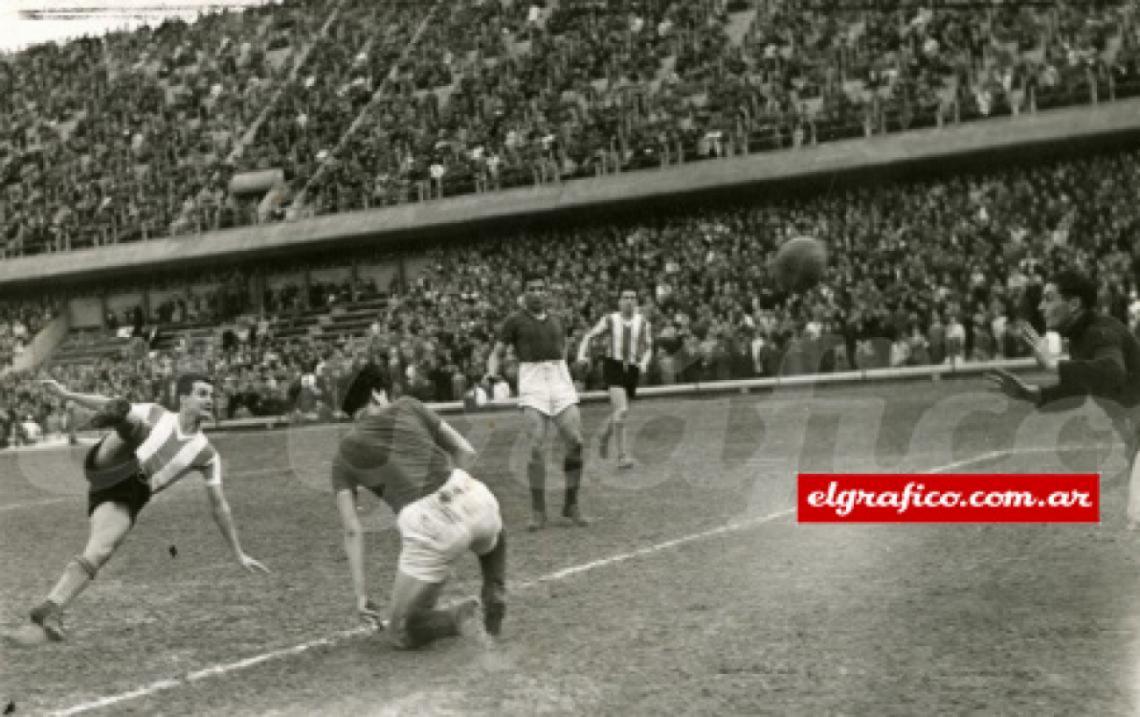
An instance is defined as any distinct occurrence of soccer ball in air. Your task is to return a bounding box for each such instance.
[771,236,827,293]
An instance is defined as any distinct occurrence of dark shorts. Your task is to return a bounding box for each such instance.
[85,439,151,524]
[602,358,640,400]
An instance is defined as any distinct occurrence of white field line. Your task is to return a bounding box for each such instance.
[45,445,1048,716]
[0,467,290,513]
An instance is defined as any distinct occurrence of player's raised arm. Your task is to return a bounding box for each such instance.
[38,379,116,412]
[576,316,609,365]
[202,463,269,574]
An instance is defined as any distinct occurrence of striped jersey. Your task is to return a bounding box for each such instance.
[602,312,651,364]
[129,403,222,492]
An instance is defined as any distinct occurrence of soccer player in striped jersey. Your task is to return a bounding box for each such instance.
[13,373,268,643]
[577,286,653,469]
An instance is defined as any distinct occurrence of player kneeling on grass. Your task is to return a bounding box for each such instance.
[333,363,507,649]
[6,374,268,645]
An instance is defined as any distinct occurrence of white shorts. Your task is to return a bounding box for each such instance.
[517,360,579,416]
[396,469,502,583]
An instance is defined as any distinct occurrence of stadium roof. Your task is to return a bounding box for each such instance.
[1,0,277,52]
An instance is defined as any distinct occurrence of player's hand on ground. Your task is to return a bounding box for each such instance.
[1017,321,1058,371]
[237,553,270,574]
[985,369,1041,403]
[357,597,383,628]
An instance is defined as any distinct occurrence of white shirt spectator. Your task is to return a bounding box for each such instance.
[890,338,910,367]
[1128,295,1140,331]
[492,380,511,402]
[751,336,767,373]
[945,318,966,361]
[1045,331,1063,356]
[22,418,42,443]
[990,315,1007,347]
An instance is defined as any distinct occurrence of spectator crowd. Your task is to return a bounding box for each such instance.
[3,0,1140,256]
[2,145,1140,447]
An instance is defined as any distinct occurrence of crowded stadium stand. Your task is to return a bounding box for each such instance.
[2,0,1139,256]
[2,0,1140,447]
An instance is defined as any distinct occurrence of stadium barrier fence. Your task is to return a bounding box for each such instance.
[203,356,1041,433]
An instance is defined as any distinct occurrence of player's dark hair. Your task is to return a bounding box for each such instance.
[176,372,212,397]
[1054,270,1098,310]
[341,362,392,416]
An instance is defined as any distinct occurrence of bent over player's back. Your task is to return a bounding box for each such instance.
[331,396,455,514]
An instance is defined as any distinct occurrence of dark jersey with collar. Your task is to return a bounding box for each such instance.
[330,396,453,514]
[499,310,567,362]
[1039,312,1140,408]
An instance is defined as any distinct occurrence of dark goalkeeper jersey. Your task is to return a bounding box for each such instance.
[330,396,454,514]
[499,310,567,362]
[1039,312,1140,409]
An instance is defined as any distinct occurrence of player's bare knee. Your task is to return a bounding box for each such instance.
[613,408,628,424]
[71,555,101,580]
[85,528,128,566]
[82,545,114,570]
[567,433,584,454]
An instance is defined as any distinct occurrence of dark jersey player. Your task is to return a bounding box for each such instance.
[331,363,507,649]
[488,272,589,531]
[987,270,1140,527]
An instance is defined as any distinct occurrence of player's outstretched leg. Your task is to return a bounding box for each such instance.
[477,532,507,636]
[29,501,133,641]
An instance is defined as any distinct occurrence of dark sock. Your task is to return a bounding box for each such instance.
[530,489,546,513]
[479,534,507,595]
[30,599,61,623]
[479,533,507,635]
[404,609,460,648]
[563,443,583,508]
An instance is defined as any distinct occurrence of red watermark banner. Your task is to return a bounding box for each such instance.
[798,473,1099,523]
